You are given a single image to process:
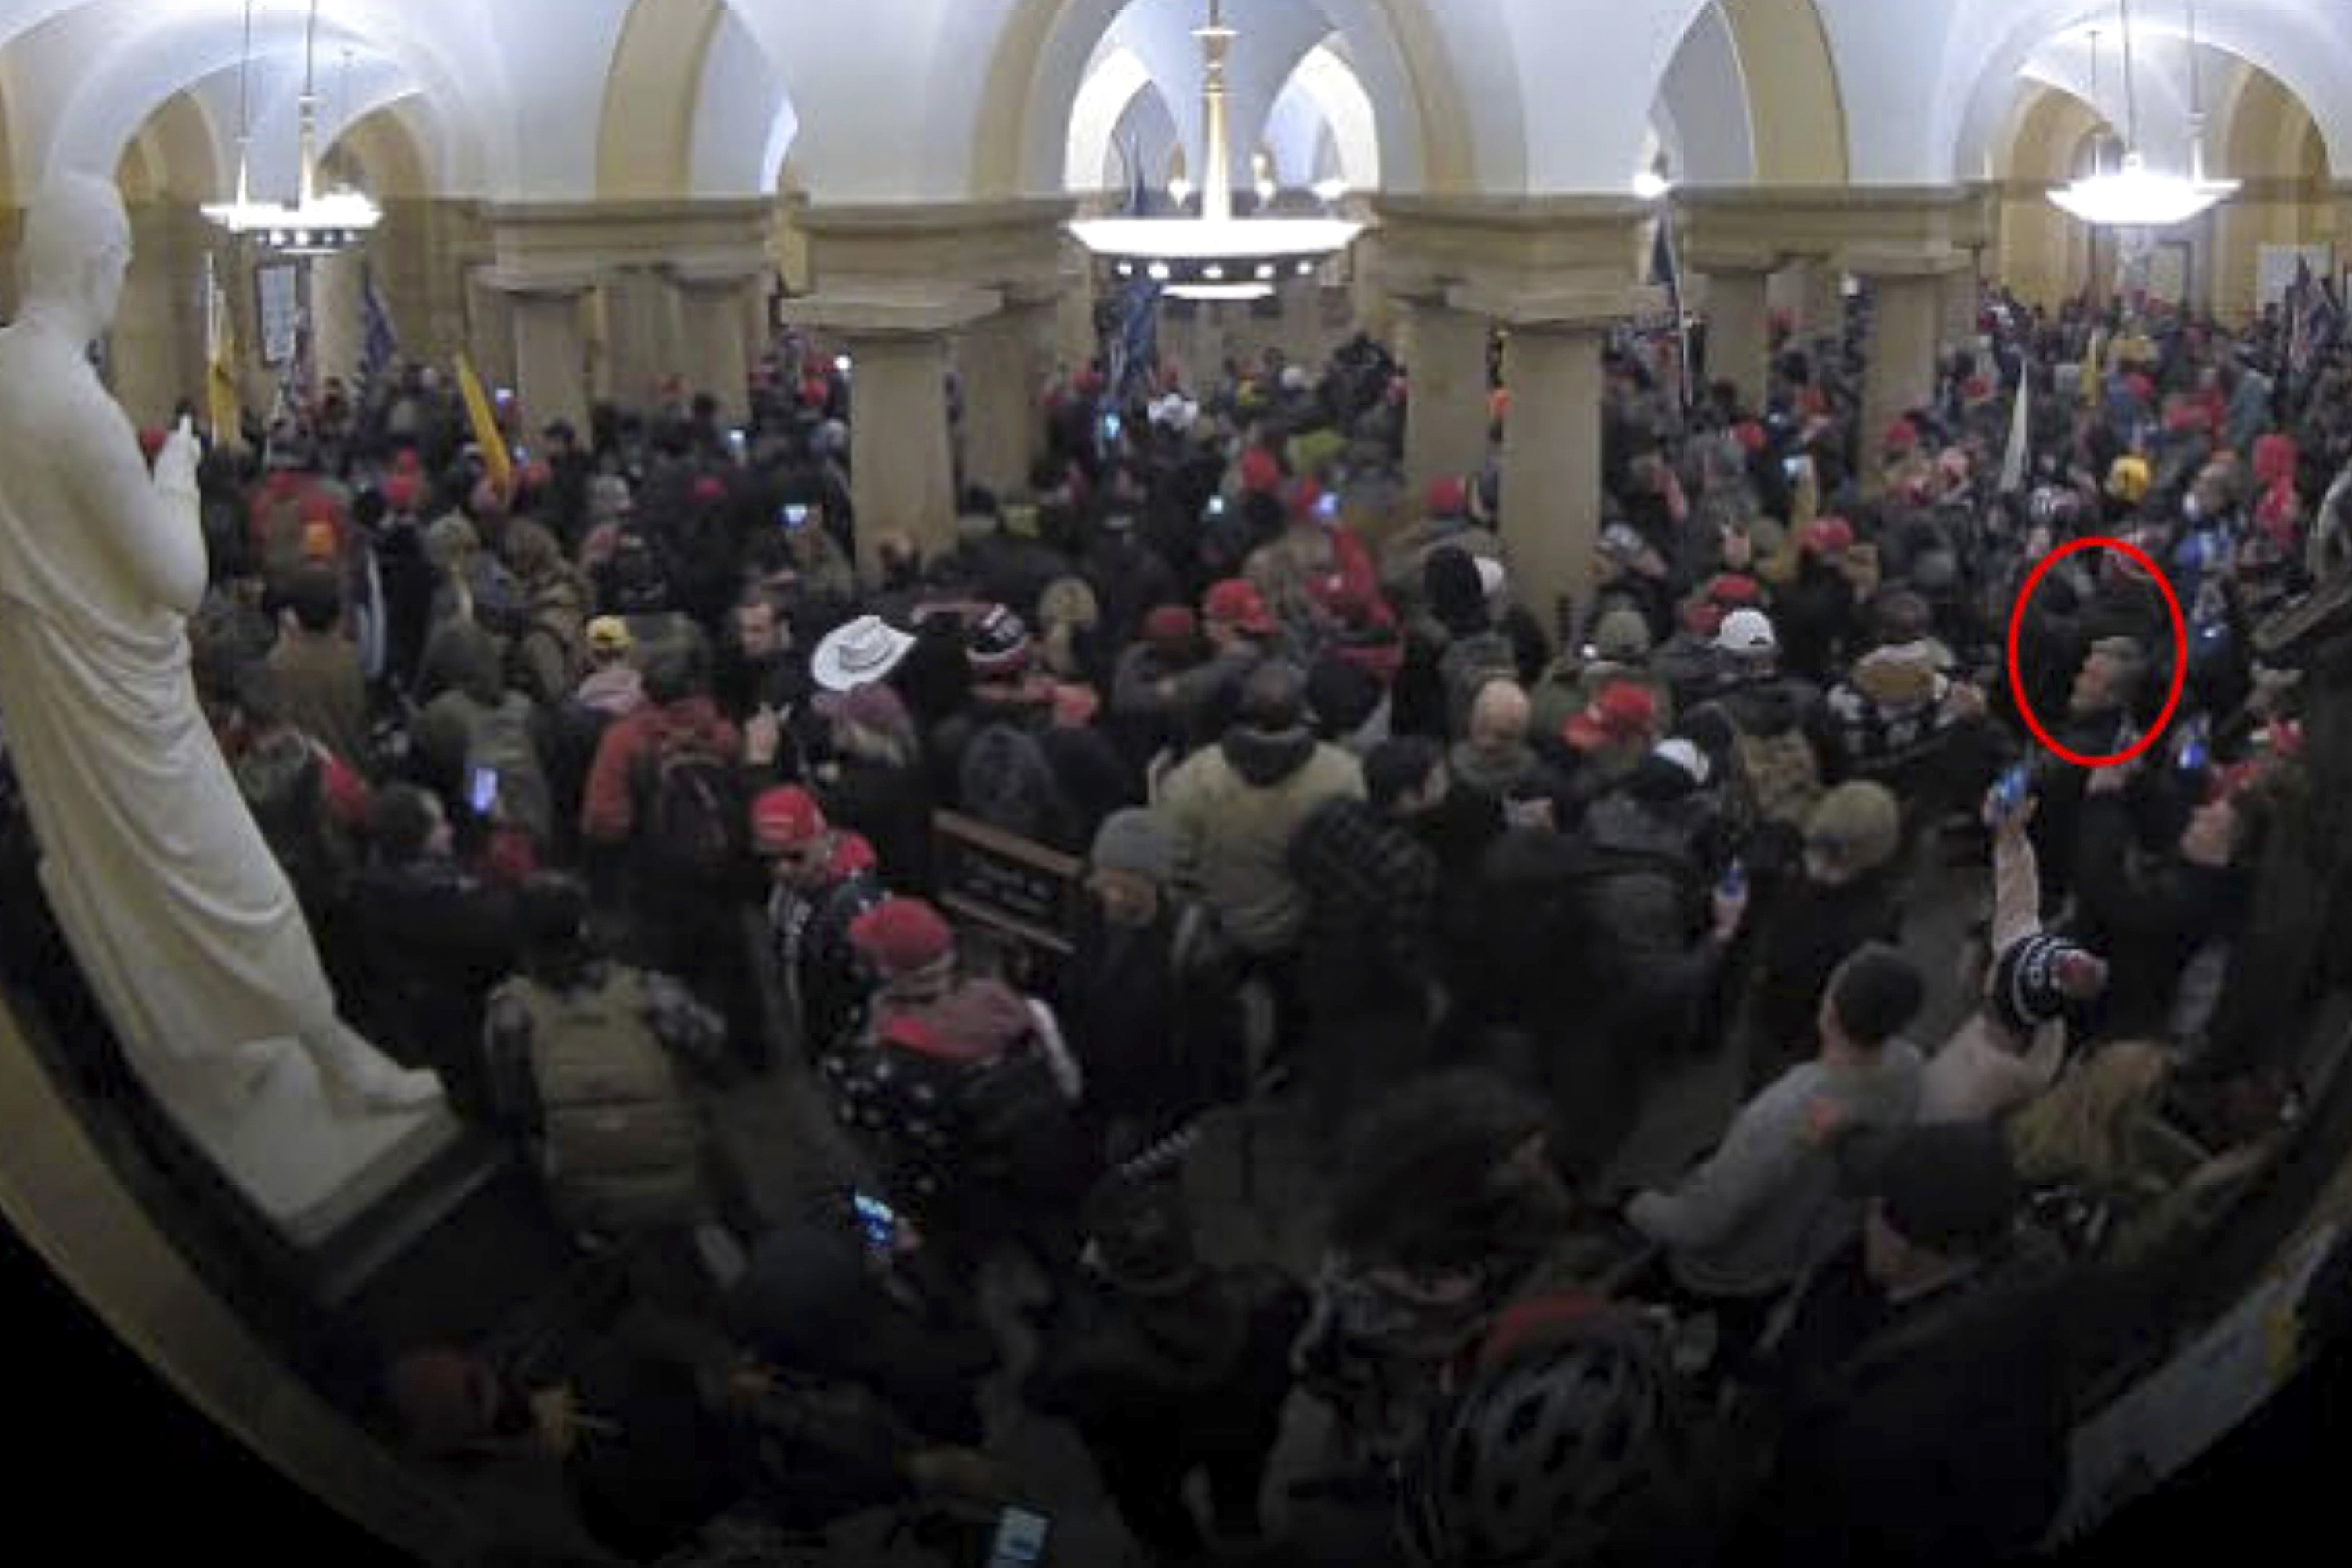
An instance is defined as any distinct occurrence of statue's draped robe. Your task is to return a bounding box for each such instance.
[0,328,447,1243]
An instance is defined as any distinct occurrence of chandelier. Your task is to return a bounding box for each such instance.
[1069,0,1360,303]
[2048,0,2234,228]
[202,0,381,255]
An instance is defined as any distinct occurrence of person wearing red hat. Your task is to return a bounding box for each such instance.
[824,897,1084,1257]
[752,785,885,1058]
[1110,603,1217,768]
[1776,516,1866,683]
[1377,475,1504,607]
[1237,445,1285,497]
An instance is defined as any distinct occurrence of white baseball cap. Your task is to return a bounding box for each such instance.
[1654,737,1711,786]
[1714,608,1778,657]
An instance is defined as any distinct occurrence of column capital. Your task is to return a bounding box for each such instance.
[1448,281,1663,330]
[779,286,1002,339]
[1374,194,1649,299]
[481,265,600,299]
[1676,183,1983,260]
[1682,242,1787,277]
[482,198,775,273]
[798,198,1073,297]
[1841,246,1973,280]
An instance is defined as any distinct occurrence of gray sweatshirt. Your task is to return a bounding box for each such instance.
[1629,1042,1924,1298]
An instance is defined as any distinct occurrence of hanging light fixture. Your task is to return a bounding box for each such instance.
[1071,0,1359,289]
[2183,0,2241,204]
[2049,0,2233,227]
[202,0,381,254]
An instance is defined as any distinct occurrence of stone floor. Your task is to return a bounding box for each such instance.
[345,831,1998,1565]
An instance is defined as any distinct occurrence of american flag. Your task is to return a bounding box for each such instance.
[1649,201,1691,410]
[358,262,400,390]
[2287,259,2341,390]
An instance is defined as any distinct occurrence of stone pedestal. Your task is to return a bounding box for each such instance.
[1690,249,1779,411]
[1398,295,1492,499]
[958,296,1051,495]
[782,289,997,572]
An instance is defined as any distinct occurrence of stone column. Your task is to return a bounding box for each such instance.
[957,293,1051,495]
[500,281,592,439]
[673,270,757,425]
[1496,323,1606,636]
[310,249,363,390]
[1456,285,1650,637]
[1940,260,1981,354]
[466,269,517,390]
[114,201,201,426]
[1849,251,1965,487]
[1800,256,1846,345]
[1690,250,1777,411]
[1399,293,1491,499]
[1278,274,1324,367]
[602,264,687,408]
[782,290,997,573]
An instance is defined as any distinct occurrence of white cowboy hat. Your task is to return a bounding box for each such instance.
[811,615,915,693]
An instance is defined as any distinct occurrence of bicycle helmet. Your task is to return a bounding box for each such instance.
[1399,1309,1699,1567]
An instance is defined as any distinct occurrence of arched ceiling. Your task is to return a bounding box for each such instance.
[0,0,2338,208]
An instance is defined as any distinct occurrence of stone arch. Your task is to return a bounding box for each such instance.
[327,96,437,201]
[1991,82,2103,308]
[1936,0,2348,190]
[8,0,495,199]
[1653,0,1756,186]
[1065,44,1157,194]
[977,0,1457,199]
[1713,0,1846,185]
[594,0,727,198]
[1265,42,1379,193]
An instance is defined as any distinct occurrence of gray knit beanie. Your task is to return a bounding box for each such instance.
[1091,809,1178,884]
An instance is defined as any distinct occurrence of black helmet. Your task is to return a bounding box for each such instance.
[1399,1311,1699,1567]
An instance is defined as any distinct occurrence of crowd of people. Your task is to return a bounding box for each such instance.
[9,274,2352,1566]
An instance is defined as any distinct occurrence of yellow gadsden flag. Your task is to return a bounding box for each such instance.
[454,352,515,498]
[204,258,242,450]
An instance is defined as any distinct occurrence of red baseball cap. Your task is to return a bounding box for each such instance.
[1565,681,1660,751]
[1883,419,1920,454]
[829,831,879,879]
[850,898,954,977]
[1731,421,1766,456]
[1203,579,1276,636]
[750,786,827,854]
[1425,475,1468,517]
[1803,517,1857,556]
[1143,604,1199,652]
[383,473,423,513]
[1708,574,1762,607]
[1239,447,1283,495]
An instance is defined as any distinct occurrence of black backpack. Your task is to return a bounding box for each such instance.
[637,726,745,884]
[958,1038,1081,1197]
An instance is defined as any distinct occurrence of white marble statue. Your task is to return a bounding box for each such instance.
[0,174,452,1247]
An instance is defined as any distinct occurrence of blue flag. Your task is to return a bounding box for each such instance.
[359,263,400,390]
